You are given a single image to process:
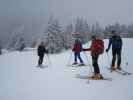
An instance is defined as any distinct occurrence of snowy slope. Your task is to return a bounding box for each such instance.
[0,38,133,100]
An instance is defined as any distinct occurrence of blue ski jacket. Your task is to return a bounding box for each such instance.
[107,35,122,50]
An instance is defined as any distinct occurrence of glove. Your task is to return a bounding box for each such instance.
[106,49,109,52]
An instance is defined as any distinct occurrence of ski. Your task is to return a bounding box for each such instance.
[76,74,112,81]
[115,69,132,75]
[113,70,127,75]
[67,64,88,67]
[88,77,112,81]
[36,65,48,69]
[107,67,131,75]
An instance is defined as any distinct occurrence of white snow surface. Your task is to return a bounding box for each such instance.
[0,38,133,100]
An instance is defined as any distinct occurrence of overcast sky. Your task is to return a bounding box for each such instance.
[48,0,133,26]
[0,0,133,39]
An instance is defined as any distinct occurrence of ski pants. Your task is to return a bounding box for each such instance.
[112,48,121,67]
[92,54,100,74]
[74,52,83,63]
[38,55,44,65]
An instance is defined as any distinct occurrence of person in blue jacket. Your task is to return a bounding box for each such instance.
[106,30,123,70]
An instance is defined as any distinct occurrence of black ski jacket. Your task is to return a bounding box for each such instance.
[37,45,48,56]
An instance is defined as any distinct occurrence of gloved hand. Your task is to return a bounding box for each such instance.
[106,49,109,52]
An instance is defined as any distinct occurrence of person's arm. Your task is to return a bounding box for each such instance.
[83,43,91,51]
[83,48,91,51]
[37,46,40,55]
[106,38,112,51]
[120,36,123,49]
[44,47,48,53]
[80,43,83,51]
[83,41,92,51]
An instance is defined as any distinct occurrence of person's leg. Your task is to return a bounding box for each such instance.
[40,55,44,65]
[73,52,78,64]
[77,52,83,63]
[92,54,102,79]
[38,56,41,65]
[111,49,117,69]
[92,54,100,74]
[117,49,122,69]
[38,55,44,66]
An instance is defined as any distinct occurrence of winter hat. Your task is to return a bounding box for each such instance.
[91,35,96,39]
[75,38,81,43]
[111,30,116,34]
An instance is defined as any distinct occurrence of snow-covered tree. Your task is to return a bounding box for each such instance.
[127,23,133,37]
[91,22,104,38]
[45,16,64,53]
[63,24,74,49]
[104,22,123,38]
[74,17,90,43]
[8,25,26,51]
[18,37,26,51]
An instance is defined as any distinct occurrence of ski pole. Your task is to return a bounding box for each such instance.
[82,51,91,66]
[122,51,128,66]
[83,51,93,73]
[106,52,110,67]
[45,54,52,67]
[66,51,73,66]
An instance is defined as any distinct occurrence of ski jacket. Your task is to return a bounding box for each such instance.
[72,42,83,53]
[37,45,47,56]
[84,39,104,55]
[107,35,122,50]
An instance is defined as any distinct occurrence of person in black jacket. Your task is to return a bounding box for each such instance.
[37,42,48,66]
[106,30,122,70]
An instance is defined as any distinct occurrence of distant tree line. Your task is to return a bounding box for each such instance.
[1,16,133,54]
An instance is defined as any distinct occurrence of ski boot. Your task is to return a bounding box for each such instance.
[72,62,78,65]
[90,73,103,80]
[95,73,103,80]
[116,65,122,70]
[110,65,116,71]
[78,63,85,66]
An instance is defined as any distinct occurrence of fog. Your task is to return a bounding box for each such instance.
[49,0,133,25]
[0,0,133,43]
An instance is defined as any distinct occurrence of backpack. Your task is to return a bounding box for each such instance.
[95,39,104,54]
[73,43,82,52]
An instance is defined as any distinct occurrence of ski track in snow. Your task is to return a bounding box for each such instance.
[0,38,133,100]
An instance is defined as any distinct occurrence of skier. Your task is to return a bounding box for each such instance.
[83,35,104,79]
[72,39,84,66]
[37,42,48,66]
[106,30,122,70]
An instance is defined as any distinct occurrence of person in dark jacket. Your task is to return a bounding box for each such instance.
[37,42,48,66]
[72,39,84,66]
[106,30,122,70]
[83,35,104,79]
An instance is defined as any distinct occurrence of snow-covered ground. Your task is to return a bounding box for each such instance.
[0,38,133,100]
